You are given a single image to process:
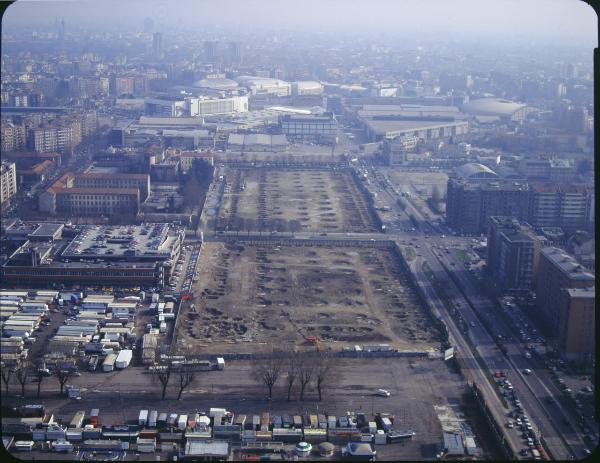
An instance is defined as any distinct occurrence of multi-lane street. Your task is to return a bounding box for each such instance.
[362,164,589,460]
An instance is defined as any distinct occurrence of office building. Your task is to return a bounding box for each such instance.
[517,158,574,182]
[487,217,546,293]
[528,182,592,232]
[204,40,219,63]
[144,95,247,118]
[558,287,595,359]
[536,247,595,358]
[152,32,164,59]
[188,96,248,116]
[446,164,529,234]
[1,161,18,209]
[228,41,243,64]
[279,112,338,144]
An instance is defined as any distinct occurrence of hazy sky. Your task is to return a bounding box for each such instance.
[2,0,598,46]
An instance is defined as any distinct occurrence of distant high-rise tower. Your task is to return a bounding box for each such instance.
[143,17,154,33]
[228,41,243,64]
[58,18,65,40]
[204,40,219,64]
[153,32,164,59]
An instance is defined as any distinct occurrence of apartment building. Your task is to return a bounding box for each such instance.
[1,161,18,208]
[535,247,595,357]
[26,116,88,154]
[487,217,546,293]
[1,121,27,152]
[446,178,530,234]
[529,182,592,232]
[558,287,595,359]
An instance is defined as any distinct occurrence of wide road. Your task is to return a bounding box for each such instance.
[372,165,584,460]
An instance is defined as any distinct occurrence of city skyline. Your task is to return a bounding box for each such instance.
[2,0,597,46]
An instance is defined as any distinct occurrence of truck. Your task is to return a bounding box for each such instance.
[102,353,117,372]
[115,349,132,369]
[88,355,99,372]
[148,410,158,428]
[51,440,74,453]
[260,413,270,432]
[177,415,188,431]
[69,411,85,429]
[18,404,45,418]
[216,357,225,370]
[89,409,100,427]
[139,410,149,427]
[14,441,35,451]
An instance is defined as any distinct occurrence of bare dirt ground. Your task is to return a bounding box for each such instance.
[177,242,440,354]
[216,169,379,233]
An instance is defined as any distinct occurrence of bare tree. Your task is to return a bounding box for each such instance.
[314,353,335,402]
[54,363,75,396]
[175,362,197,400]
[1,362,15,398]
[297,355,315,401]
[252,354,283,400]
[151,356,174,400]
[283,351,298,402]
[0,362,17,397]
[14,360,33,398]
[431,185,442,205]
[34,369,47,398]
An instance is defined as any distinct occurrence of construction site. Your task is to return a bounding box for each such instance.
[215,168,380,233]
[177,240,441,355]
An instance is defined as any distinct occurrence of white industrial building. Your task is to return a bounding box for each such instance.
[235,76,291,96]
[292,81,324,96]
[461,98,534,122]
[188,96,248,117]
[227,133,288,152]
[144,95,248,118]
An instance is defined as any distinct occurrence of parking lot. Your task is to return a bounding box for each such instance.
[168,242,200,294]
[5,357,493,460]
